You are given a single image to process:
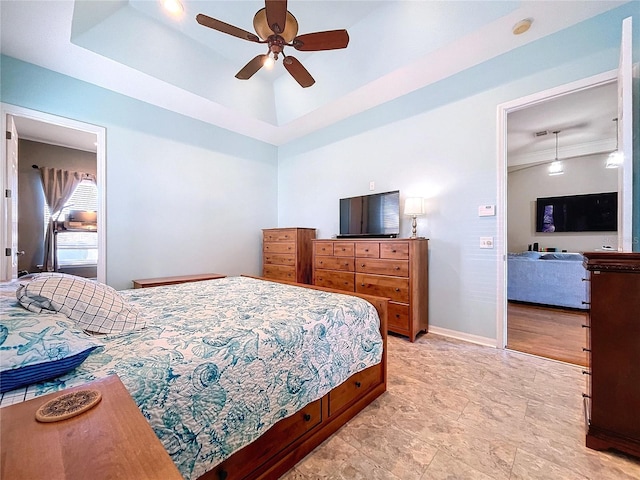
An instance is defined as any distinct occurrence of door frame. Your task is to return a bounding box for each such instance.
[495,69,621,348]
[0,104,107,283]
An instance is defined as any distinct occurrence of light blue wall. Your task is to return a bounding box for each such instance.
[1,56,278,290]
[277,3,640,340]
[1,3,638,339]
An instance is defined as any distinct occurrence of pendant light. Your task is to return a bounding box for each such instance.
[548,130,564,176]
[606,118,624,169]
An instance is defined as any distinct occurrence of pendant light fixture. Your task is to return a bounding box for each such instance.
[606,118,624,169]
[548,130,564,176]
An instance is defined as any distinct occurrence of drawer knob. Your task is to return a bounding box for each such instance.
[364,249,369,252]
[582,393,591,399]
[303,413,311,422]
[582,370,591,376]
[218,470,228,480]
[395,288,400,292]
[355,381,362,388]
[581,324,590,329]
[361,283,365,287]
[395,266,400,270]
[361,264,366,267]
[581,301,590,305]
[582,348,591,353]
[392,249,397,253]
[395,314,400,318]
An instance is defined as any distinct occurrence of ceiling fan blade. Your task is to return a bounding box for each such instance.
[265,0,287,34]
[235,55,269,80]
[293,30,349,51]
[196,14,260,42]
[283,56,315,88]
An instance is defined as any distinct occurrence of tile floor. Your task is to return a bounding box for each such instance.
[281,333,640,479]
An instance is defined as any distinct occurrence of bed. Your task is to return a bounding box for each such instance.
[0,274,388,480]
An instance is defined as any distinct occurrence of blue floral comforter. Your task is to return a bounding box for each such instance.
[1,276,383,479]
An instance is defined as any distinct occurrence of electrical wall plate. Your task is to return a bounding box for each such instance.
[480,237,494,249]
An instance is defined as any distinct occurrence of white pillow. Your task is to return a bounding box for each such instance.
[16,273,146,334]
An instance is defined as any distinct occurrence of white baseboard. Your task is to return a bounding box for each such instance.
[427,326,497,348]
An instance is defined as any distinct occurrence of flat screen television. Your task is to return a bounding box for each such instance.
[339,190,400,238]
[535,192,617,233]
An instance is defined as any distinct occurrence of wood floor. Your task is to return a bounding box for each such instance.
[507,301,588,367]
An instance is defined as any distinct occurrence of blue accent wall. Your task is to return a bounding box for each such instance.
[278,3,640,340]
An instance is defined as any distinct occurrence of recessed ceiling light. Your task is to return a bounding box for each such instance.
[162,0,184,16]
[512,18,532,35]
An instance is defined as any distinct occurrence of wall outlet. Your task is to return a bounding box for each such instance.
[369,181,375,191]
[480,237,494,249]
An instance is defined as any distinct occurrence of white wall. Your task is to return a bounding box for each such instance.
[508,153,619,253]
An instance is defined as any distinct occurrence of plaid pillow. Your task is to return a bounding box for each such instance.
[16,273,146,334]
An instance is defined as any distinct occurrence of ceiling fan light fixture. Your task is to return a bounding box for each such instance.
[263,53,276,69]
[253,8,299,42]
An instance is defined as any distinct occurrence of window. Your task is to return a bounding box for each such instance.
[44,179,98,266]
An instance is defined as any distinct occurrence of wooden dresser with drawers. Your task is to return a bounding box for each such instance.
[262,228,316,284]
[312,238,428,341]
[582,252,640,458]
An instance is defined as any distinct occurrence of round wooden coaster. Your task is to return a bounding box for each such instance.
[35,389,102,423]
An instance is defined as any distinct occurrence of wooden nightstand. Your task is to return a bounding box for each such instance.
[0,375,182,480]
[132,273,226,288]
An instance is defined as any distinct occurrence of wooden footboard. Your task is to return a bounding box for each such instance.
[198,278,389,480]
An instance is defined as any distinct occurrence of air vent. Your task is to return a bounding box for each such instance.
[534,130,549,137]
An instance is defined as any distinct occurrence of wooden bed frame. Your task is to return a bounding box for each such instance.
[198,278,389,480]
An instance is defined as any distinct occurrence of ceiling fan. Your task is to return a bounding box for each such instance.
[196,0,349,88]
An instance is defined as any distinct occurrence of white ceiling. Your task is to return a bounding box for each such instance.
[0,0,625,155]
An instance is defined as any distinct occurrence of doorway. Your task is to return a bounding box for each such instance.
[497,17,634,363]
[504,81,618,366]
[1,104,106,283]
[496,70,632,358]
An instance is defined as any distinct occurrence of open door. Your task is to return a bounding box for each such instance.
[1,104,107,284]
[617,16,633,252]
[2,114,19,280]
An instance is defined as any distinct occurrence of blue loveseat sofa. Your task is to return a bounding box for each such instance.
[507,251,589,309]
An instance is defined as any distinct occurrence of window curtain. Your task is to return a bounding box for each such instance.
[39,167,94,271]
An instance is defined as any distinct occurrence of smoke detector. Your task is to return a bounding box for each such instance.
[513,18,533,35]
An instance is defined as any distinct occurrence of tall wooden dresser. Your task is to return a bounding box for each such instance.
[312,238,428,341]
[583,252,640,458]
[262,228,316,284]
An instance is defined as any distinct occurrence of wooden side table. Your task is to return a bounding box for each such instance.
[0,375,182,479]
[132,273,226,288]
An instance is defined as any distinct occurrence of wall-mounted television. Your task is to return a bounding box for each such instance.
[535,192,617,233]
[339,190,400,238]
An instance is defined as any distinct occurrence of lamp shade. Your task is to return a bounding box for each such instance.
[404,197,425,216]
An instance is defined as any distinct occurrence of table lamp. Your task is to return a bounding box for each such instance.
[404,197,425,239]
